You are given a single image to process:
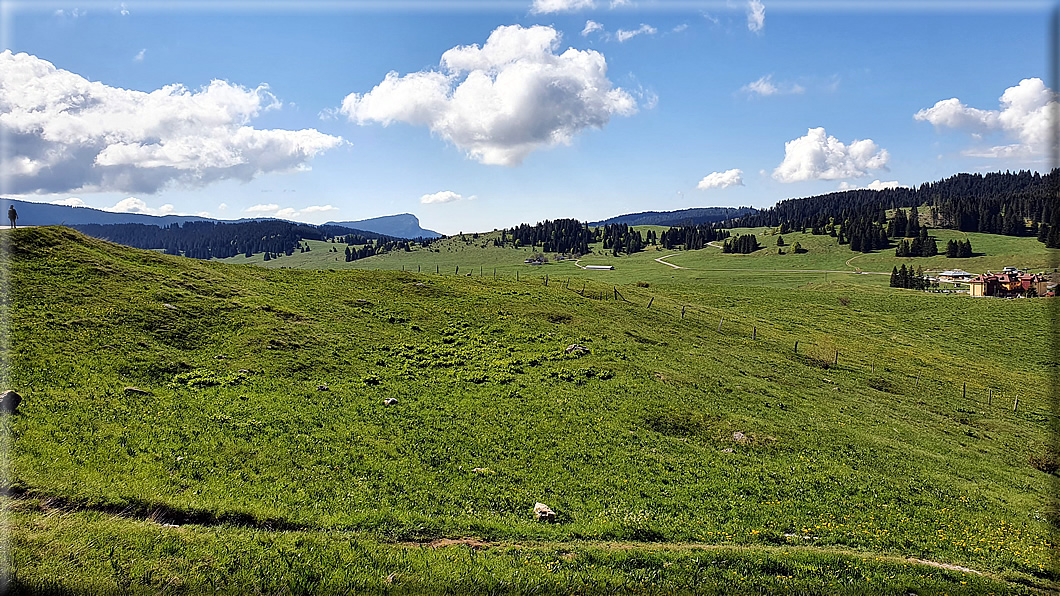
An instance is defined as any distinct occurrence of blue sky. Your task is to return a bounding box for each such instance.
[1,1,1054,234]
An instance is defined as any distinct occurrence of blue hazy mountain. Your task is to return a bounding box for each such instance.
[325,213,441,239]
[590,206,755,227]
[0,198,218,227]
[0,199,441,239]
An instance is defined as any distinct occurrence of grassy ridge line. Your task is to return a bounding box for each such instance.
[7,501,1038,595]
[5,227,1058,591]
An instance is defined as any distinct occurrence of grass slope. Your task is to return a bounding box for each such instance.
[4,227,1058,594]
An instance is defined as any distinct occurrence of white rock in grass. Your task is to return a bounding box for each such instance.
[533,502,556,522]
[383,398,398,405]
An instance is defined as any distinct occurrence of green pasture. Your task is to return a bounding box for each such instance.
[219,227,1056,293]
[4,227,1058,593]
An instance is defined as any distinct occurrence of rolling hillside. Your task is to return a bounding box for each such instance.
[4,227,1057,594]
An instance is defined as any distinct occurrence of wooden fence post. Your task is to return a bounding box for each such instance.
[647,296,654,308]
[614,287,618,300]
[1014,396,1019,413]
[494,268,496,279]
[915,371,921,388]
[418,265,421,272]
[988,389,992,406]
[436,265,439,274]
[963,383,966,400]
[834,350,838,366]
[794,340,799,355]
[681,305,686,319]
[456,266,459,275]
[752,326,757,340]
[718,318,724,332]
[581,282,586,296]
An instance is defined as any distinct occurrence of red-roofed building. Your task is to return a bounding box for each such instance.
[969,272,1048,297]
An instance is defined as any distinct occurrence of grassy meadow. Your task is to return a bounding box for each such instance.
[220,226,1056,291]
[3,226,1058,594]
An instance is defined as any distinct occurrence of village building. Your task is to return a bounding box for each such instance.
[968,271,1048,297]
[937,269,973,283]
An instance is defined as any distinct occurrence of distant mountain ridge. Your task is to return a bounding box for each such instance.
[591,206,756,227]
[0,198,440,239]
[326,214,440,239]
[0,198,218,227]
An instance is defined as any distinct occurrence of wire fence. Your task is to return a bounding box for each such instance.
[405,265,1056,424]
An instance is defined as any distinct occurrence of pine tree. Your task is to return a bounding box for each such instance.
[890,266,899,287]
[945,239,958,258]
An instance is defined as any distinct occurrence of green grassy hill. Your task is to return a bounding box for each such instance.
[4,227,1057,594]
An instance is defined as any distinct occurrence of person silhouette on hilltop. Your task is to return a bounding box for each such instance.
[7,206,16,229]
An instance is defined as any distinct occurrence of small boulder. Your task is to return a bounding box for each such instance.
[317,384,329,391]
[215,355,226,360]
[720,448,735,453]
[0,390,21,414]
[565,344,589,355]
[732,431,748,444]
[238,369,250,374]
[383,397,399,406]
[162,303,177,310]
[124,387,152,396]
[533,502,557,523]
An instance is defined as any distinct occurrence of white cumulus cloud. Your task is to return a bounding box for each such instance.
[243,203,339,221]
[772,127,890,183]
[420,190,467,204]
[742,74,804,97]
[615,24,656,43]
[696,168,744,190]
[914,78,1057,159]
[838,179,906,191]
[747,0,765,33]
[0,51,343,195]
[531,0,595,14]
[582,20,604,36]
[245,203,281,214]
[50,197,87,207]
[341,25,636,166]
[300,204,339,214]
[105,197,175,216]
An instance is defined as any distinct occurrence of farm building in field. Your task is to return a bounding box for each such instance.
[968,272,1048,297]
[584,265,615,270]
[937,269,973,282]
